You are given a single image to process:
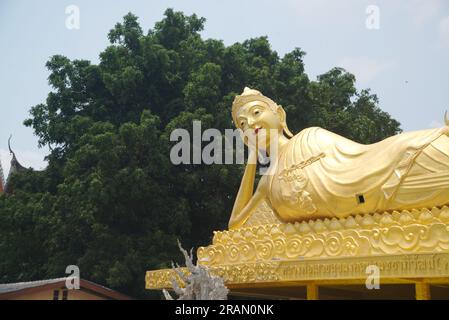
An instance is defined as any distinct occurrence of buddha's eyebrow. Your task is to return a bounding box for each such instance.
[249,104,263,112]
[237,115,248,122]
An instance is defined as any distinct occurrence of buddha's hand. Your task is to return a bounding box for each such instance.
[239,129,260,165]
[246,137,259,166]
[240,128,257,149]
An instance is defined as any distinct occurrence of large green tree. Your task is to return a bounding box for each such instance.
[0,9,401,298]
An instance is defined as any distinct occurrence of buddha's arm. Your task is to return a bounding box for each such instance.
[229,187,265,230]
[229,152,267,229]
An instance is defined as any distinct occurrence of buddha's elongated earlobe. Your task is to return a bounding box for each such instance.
[283,123,294,138]
[277,105,294,138]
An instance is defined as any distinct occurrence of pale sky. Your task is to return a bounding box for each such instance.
[0,0,448,177]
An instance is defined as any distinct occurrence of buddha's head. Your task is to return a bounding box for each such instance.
[232,87,293,150]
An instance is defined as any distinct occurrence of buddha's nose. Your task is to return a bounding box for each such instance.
[247,118,256,128]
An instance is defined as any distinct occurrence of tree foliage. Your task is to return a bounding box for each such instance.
[0,9,401,298]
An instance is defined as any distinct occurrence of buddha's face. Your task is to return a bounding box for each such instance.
[236,100,283,150]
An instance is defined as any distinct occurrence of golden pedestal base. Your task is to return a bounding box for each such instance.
[146,207,449,299]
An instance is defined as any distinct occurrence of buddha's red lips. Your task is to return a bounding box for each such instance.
[255,128,259,134]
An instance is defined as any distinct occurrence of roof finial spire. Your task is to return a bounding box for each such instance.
[8,134,14,156]
[5,135,26,193]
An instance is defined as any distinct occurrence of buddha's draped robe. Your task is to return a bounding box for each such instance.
[268,127,449,221]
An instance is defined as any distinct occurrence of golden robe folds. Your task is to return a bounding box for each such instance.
[269,126,449,221]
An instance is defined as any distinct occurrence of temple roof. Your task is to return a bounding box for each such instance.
[3,136,27,194]
[0,278,67,294]
[8,135,26,173]
[0,277,132,299]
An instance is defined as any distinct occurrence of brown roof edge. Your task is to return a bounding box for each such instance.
[0,279,132,300]
[78,279,132,300]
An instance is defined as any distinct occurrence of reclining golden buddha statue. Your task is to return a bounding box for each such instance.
[229,87,449,230]
[147,87,449,297]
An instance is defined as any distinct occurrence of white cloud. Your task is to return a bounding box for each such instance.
[410,0,444,26]
[438,15,449,47]
[0,148,47,179]
[337,56,396,84]
[285,0,445,30]
[285,0,363,28]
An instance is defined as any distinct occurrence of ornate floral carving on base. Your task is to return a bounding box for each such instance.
[146,206,449,290]
[197,206,449,266]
